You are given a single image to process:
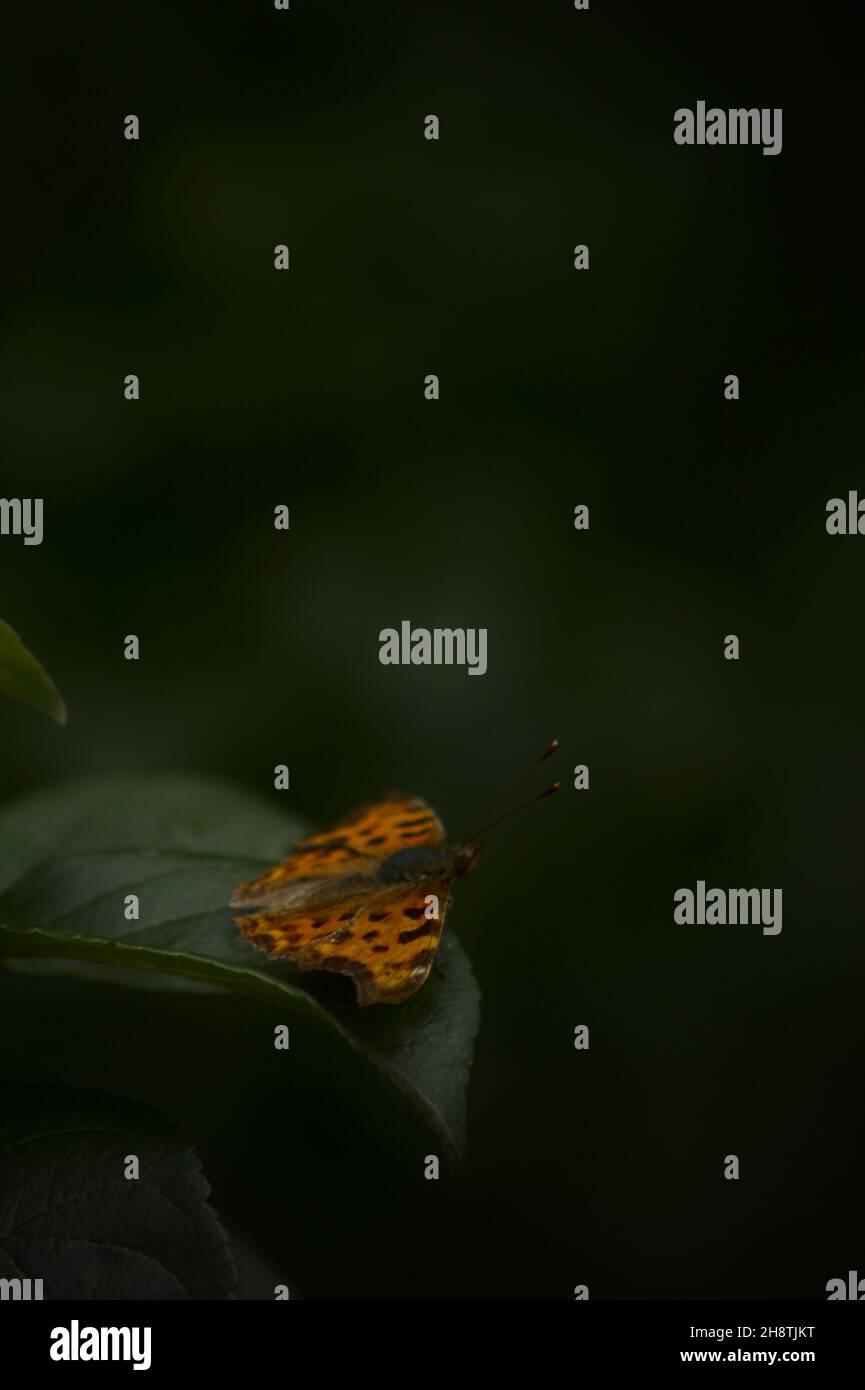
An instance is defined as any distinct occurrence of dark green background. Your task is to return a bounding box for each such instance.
[2,0,863,1297]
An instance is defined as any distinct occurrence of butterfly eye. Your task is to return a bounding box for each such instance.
[453,844,482,877]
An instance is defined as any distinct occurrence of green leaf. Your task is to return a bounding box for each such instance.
[0,1084,235,1299]
[0,775,480,1159]
[0,617,66,724]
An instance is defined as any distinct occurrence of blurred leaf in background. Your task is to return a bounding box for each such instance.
[0,617,66,724]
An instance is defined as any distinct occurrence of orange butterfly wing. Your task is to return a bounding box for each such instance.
[236,876,451,1006]
[299,794,446,858]
[231,795,445,910]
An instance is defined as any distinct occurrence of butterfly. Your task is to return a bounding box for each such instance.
[231,740,560,1006]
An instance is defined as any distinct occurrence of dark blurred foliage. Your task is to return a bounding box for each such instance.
[1,0,863,1296]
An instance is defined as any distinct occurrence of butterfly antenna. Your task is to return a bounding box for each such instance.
[463,738,560,841]
[470,781,561,839]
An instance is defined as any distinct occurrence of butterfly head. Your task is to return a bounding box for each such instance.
[452,841,484,878]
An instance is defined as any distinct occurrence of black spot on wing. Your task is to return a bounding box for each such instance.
[398,923,431,944]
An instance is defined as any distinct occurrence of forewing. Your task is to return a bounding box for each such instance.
[298,794,446,858]
[235,876,451,1006]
